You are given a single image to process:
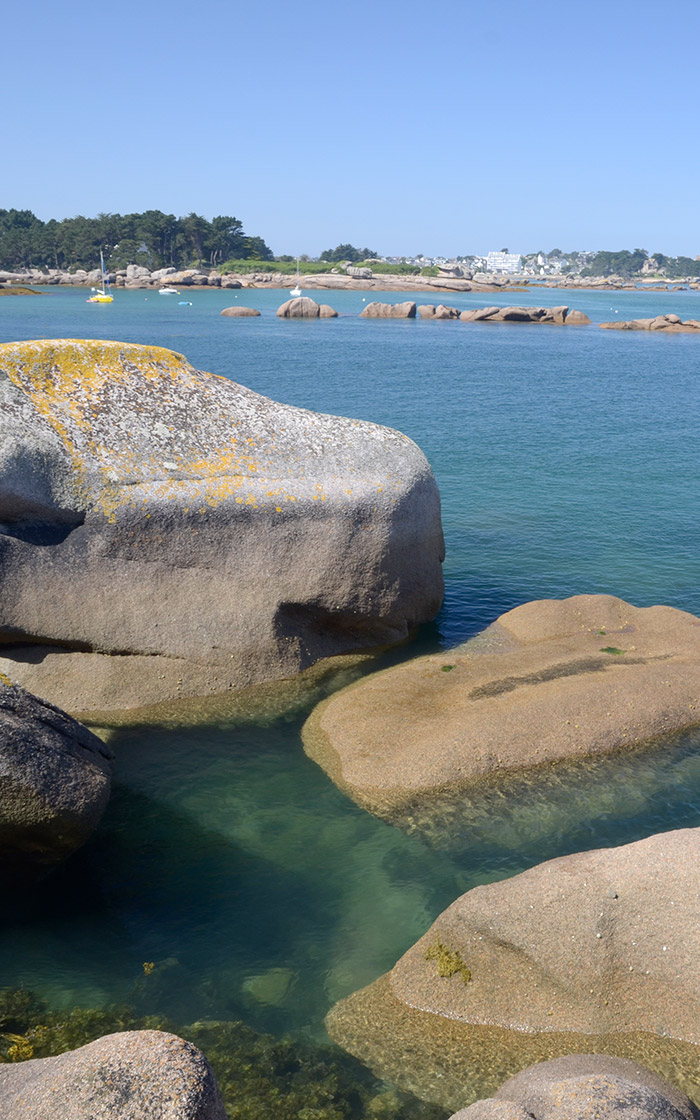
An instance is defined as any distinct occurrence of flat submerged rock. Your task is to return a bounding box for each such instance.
[302,594,700,824]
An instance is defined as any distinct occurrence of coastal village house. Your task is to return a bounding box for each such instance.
[486,250,522,273]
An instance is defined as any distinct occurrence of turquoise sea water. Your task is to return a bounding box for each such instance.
[2,286,700,1096]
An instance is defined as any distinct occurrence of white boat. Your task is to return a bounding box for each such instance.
[290,258,302,298]
[158,286,180,295]
[86,251,113,303]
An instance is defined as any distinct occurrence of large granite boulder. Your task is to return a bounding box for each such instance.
[360,301,417,318]
[0,339,444,711]
[220,305,260,317]
[302,594,700,824]
[327,828,700,1110]
[0,1030,227,1119]
[276,296,325,317]
[0,677,113,883]
[452,1055,700,1120]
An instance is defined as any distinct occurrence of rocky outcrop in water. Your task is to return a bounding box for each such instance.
[327,827,700,1110]
[302,594,700,824]
[276,297,338,318]
[0,678,113,883]
[418,304,461,319]
[0,1030,227,1119]
[360,301,417,318]
[459,305,590,325]
[220,305,261,316]
[451,1055,700,1120]
[600,314,700,332]
[0,339,444,712]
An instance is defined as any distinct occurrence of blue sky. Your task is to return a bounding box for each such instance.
[7,0,700,258]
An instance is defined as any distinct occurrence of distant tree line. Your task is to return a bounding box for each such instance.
[318,243,379,263]
[0,209,273,272]
[581,248,700,279]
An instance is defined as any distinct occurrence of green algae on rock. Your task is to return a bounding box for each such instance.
[326,828,700,1111]
[0,988,448,1120]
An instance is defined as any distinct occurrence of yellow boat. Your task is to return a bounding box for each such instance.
[87,251,113,303]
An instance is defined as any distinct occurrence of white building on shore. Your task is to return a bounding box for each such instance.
[486,251,522,273]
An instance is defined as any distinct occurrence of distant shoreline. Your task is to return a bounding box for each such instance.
[1,267,698,295]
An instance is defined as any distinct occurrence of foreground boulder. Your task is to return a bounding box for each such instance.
[600,314,700,332]
[276,296,337,317]
[360,301,417,318]
[0,677,113,883]
[220,305,260,317]
[302,594,700,823]
[0,340,444,711]
[327,828,700,1110]
[452,1055,700,1120]
[459,305,590,325]
[0,1030,226,1119]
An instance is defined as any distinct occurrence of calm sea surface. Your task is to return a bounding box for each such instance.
[1,286,700,1084]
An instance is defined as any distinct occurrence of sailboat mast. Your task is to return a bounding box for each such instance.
[100,250,110,297]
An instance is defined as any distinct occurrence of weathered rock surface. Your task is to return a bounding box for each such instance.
[0,1030,227,1119]
[418,304,461,320]
[318,303,338,318]
[276,296,335,318]
[220,305,260,317]
[453,1055,700,1120]
[459,305,590,325]
[327,828,700,1110]
[600,314,700,332]
[360,301,417,318]
[0,677,113,883]
[0,339,444,712]
[302,594,700,822]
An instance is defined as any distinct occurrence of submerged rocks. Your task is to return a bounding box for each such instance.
[0,677,113,883]
[459,305,590,325]
[600,314,700,332]
[327,828,700,1110]
[454,1055,700,1120]
[0,339,444,711]
[302,594,700,823]
[0,1030,227,1119]
[220,305,261,316]
[360,301,417,318]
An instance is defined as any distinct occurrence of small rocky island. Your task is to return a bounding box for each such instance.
[600,313,700,332]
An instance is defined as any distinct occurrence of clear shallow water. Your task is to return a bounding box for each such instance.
[2,286,700,1088]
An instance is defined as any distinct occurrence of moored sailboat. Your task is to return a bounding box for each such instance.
[290,258,302,298]
[86,251,113,303]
